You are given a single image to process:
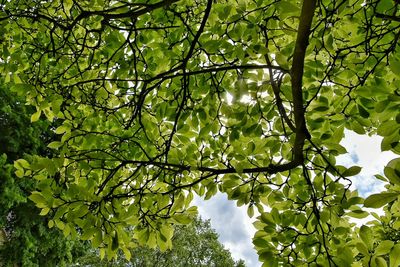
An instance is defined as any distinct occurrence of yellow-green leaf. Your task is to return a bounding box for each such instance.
[31,110,41,122]
[343,166,362,177]
[391,244,400,267]
[364,193,399,208]
[47,141,63,149]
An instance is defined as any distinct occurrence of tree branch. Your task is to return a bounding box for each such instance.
[153,64,288,82]
[82,0,179,20]
[261,28,296,133]
[69,0,179,30]
[2,0,179,30]
[376,13,400,22]
[290,0,316,161]
[122,159,300,175]
[182,0,213,66]
[118,159,303,193]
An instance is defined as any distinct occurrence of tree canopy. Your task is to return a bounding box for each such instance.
[1,0,400,266]
[0,84,88,266]
[73,216,245,267]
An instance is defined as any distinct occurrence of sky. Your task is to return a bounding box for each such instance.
[193,193,259,266]
[194,131,396,266]
[336,131,396,197]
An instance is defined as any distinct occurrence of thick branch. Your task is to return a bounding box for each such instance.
[151,64,288,82]
[68,64,287,87]
[86,0,179,20]
[182,0,212,65]
[376,13,400,22]
[291,0,316,161]
[2,0,179,30]
[123,159,299,175]
[70,0,179,30]
[93,159,301,195]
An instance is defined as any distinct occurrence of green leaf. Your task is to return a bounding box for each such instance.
[364,193,399,208]
[376,256,388,267]
[260,212,275,225]
[359,225,374,250]
[13,74,22,84]
[47,141,63,149]
[396,113,400,124]
[92,229,103,248]
[389,57,400,75]
[147,231,157,249]
[137,229,150,244]
[14,159,30,169]
[99,248,105,260]
[159,225,173,241]
[247,205,254,218]
[28,191,47,206]
[222,177,240,189]
[377,121,398,136]
[375,174,388,182]
[390,244,400,267]
[111,233,119,251]
[39,207,50,216]
[356,241,369,256]
[381,133,399,151]
[375,240,394,256]
[384,158,400,185]
[4,73,10,83]
[15,169,24,178]
[122,247,131,261]
[31,110,41,122]
[385,166,400,185]
[358,104,370,118]
[342,166,362,177]
[346,210,369,219]
[253,237,269,248]
[55,125,70,134]
[276,1,300,15]
[81,227,97,240]
[247,141,256,153]
[337,246,355,265]
[55,220,65,230]
[172,214,192,224]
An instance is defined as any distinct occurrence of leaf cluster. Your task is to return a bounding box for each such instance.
[1,0,400,266]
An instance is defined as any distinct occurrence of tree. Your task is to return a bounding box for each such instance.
[0,86,89,266]
[73,216,245,267]
[1,0,400,266]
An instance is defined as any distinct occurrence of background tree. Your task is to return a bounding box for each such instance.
[0,86,89,266]
[74,216,245,267]
[1,0,400,266]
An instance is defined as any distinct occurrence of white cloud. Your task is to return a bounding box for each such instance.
[337,130,396,196]
[194,193,260,267]
[337,131,396,227]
